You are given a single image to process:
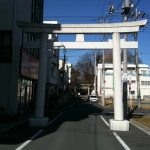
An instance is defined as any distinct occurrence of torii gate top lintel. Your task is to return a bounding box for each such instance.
[16,19,147,34]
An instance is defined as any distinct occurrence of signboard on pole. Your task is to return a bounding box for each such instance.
[122,73,127,82]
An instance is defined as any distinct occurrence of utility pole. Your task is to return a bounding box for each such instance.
[131,1,145,108]
[98,17,106,106]
[122,0,130,119]
[129,0,145,108]
[94,50,97,95]
[63,48,66,104]
[123,0,129,74]
[135,16,141,108]
[134,7,141,108]
[102,47,105,106]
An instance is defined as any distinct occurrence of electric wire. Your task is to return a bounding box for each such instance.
[44,0,149,65]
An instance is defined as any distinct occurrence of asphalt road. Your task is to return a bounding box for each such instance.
[0,97,150,150]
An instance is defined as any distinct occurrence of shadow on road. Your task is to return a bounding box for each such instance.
[0,96,104,146]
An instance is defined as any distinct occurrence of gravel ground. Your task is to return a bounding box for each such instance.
[101,99,150,129]
[132,116,150,129]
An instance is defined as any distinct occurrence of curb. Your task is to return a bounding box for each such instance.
[130,119,150,135]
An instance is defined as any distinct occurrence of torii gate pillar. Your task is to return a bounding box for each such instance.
[29,32,49,127]
[109,32,129,131]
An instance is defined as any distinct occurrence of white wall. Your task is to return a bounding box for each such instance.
[97,63,150,99]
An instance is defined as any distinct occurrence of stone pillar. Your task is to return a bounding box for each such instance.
[113,32,123,120]
[29,32,49,127]
[109,32,129,131]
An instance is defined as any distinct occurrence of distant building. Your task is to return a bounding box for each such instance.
[43,21,60,107]
[59,60,72,91]
[97,63,150,99]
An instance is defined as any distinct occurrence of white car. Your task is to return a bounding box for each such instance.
[88,95,98,102]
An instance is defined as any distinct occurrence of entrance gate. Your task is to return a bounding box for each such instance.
[17,19,147,131]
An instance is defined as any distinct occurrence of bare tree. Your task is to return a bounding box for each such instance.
[98,50,143,64]
[71,67,81,86]
[74,50,142,84]
[75,52,95,84]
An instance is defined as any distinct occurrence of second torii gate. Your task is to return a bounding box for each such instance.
[17,19,147,131]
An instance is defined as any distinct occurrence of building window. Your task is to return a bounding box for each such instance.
[51,62,57,77]
[27,48,39,59]
[31,0,43,23]
[130,70,135,74]
[52,49,57,57]
[141,70,147,75]
[141,81,150,86]
[131,80,136,84]
[131,91,135,95]
[0,31,12,62]
[141,81,144,85]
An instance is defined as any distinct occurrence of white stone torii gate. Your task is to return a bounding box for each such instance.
[17,19,147,131]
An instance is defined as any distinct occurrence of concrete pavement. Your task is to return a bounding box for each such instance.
[0,97,150,150]
[0,98,150,134]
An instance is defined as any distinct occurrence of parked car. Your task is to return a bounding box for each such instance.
[87,95,98,102]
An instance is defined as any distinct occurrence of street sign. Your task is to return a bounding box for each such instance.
[122,73,127,82]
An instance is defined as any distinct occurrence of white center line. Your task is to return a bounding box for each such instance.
[113,132,131,150]
[16,111,63,150]
[100,115,109,126]
[15,130,43,150]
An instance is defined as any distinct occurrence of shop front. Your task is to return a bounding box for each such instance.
[17,48,39,113]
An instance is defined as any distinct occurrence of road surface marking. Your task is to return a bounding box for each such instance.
[69,100,77,108]
[15,130,43,150]
[46,110,62,113]
[16,112,63,150]
[48,112,63,124]
[130,120,150,135]
[100,115,109,126]
[113,132,131,150]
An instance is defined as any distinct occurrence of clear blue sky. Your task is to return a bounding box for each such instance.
[43,0,150,66]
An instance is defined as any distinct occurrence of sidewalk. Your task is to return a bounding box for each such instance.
[0,111,34,134]
[0,98,77,134]
[0,110,61,134]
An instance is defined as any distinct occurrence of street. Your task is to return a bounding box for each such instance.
[0,96,150,150]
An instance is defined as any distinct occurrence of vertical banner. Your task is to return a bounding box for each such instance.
[21,48,39,80]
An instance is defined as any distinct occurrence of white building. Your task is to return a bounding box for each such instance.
[59,60,72,90]
[43,21,60,94]
[97,63,150,100]
[65,62,72,84]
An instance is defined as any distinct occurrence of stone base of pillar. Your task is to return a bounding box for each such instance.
[109,119,129,131]
[29,117,49,127]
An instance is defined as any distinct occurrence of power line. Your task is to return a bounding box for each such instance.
[44,4,105,7]
[140,52,150,54]
[60,55,82,57]
[122,0,141,22]
[100,0,108,16]
[44,15,121,18]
